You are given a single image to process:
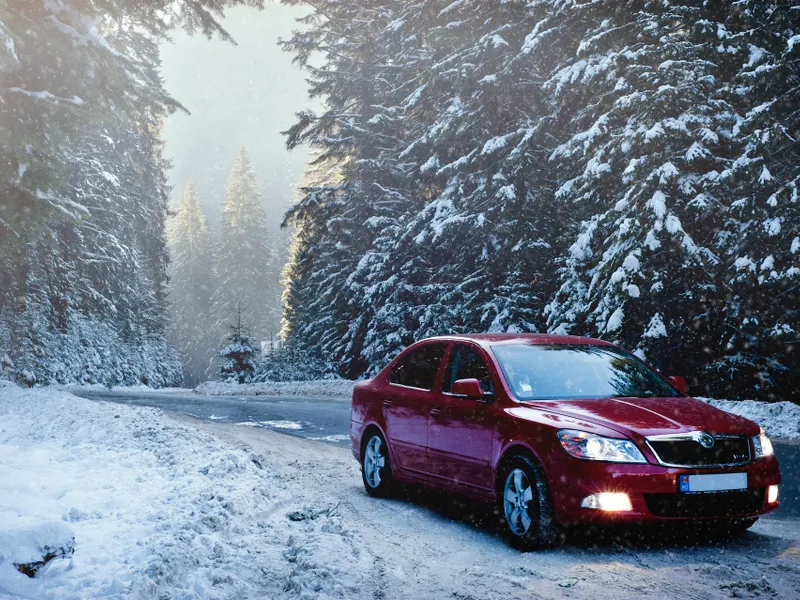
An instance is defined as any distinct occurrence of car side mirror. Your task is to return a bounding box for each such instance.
[667,376,689,394]
[451,378,488,401]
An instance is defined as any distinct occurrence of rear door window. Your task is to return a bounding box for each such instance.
[389,343,447,390]
[443,344,494,394]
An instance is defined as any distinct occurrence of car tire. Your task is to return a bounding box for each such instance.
[497,454,558,551]
[361,430,395,498]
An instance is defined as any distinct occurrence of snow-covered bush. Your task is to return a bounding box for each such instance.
[0,314,182,388]
[254,345,334,382]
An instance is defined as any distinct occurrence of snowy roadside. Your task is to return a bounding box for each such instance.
[698,398,800,440]
[53,383,194,395]
[0,384,286,599]
[2,385,800,599]
[195,379,356,400]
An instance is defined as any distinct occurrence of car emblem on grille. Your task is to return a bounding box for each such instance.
[698,432,715,449]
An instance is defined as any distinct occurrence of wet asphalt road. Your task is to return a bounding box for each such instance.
[74,389,354,446]
[73,388,799,519]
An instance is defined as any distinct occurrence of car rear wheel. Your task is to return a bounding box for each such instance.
[498,454,557,550]
[361,431,395,497]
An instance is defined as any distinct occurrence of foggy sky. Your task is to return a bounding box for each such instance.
[160,4,313,227]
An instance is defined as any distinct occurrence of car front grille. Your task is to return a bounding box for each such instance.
[646,435,751,467]
[644,489,765,518]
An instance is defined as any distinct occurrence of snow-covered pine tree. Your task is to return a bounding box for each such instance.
[279,157,348,375]
[168,181,217,385]
[544,1,739,380]
[212,147,277,349]
[0,0,236,268]
[353,0,567,373]
[7,120,183,387]
[279,0,797,397]
[711,1,800,400]
[280,0,430,376]
[0,0,258,386]
[280,0,599,376]
[219,304,259,384]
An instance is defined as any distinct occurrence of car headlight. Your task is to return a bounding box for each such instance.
[752,428,774,458]
[557,429,647,464]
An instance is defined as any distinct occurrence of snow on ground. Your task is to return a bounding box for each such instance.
[0,387,286,599]
[699,398,800,439]
[195,379,356,400]
[1,386,800,599]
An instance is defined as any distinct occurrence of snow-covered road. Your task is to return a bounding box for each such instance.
[2,387,800,599]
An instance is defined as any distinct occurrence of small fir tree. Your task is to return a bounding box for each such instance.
[219,304,259,384]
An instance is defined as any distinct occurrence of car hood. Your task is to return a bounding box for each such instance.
[519,396,760,439]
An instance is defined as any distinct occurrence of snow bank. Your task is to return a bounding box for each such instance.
[699,398,800,440]
[195,379,357,400]
[54,383,193,395]
[0,385,356,599]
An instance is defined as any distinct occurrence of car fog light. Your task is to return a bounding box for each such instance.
[767,485,779,504]
[581,492,632,512]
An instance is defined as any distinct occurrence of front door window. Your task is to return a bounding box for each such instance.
[443,344,493,395]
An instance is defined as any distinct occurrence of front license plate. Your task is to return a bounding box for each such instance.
[678,472,748,493]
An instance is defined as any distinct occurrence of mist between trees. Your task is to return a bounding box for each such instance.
[1,1,798,401]
[169,148,285,386]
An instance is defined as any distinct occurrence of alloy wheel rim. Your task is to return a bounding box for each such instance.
[504,468,535,536]
[364,436,386,488]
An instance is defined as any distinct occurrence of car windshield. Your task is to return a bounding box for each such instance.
[492,344,681,401]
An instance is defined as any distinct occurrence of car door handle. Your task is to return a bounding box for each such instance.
[383,398,393,407]
[430,407,442,417]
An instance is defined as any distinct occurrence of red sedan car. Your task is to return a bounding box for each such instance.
[350,334,781,549]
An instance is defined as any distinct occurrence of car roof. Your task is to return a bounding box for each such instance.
[423,333,615,348]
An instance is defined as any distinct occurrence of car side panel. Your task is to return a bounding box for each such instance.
[380,379,431,474]
[427,395,497,493]
[351,380,378,461]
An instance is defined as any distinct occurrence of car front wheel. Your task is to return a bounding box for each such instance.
[498,454,557,550]
[361,431,395,497]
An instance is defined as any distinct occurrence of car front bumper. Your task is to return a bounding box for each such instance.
[548,454,781,525]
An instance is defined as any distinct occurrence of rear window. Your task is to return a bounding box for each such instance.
[492,343,680,400]
[389,343,447,391]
